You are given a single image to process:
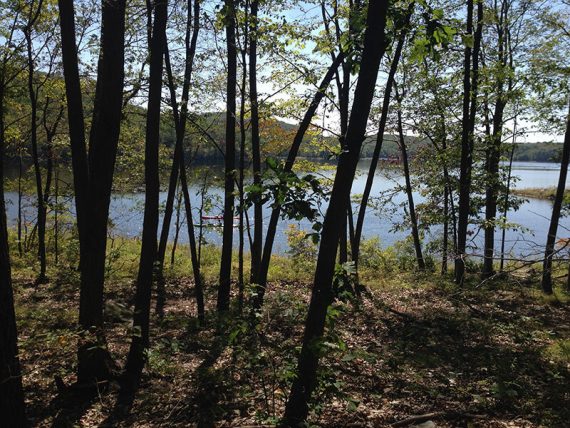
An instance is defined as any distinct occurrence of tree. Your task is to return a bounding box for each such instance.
[163,26,205,322]
[353,5,411,270]
[124,0,168,390]
[393,77,425,271]
[23,0,48,283]
[218,0,238,312]
[0,135,27,427]
[155,0,201,317]
[455,0,483,285]
[526,0,570,293]
[0,4,27,423]
[481,0,531,278]
[57,0,127,384]
[542,101,570,294]
[283,0,388,422]
[319,0,363,264]
[249,0,263,285]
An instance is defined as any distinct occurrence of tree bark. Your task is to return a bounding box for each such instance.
[24,0,47,283]
[249,0,263,285]
[483,2,508,279]
[164,41,205,323]
[353,24,408,269]
[155,0,200,304]
[394,85,425,270]
[283,0,388,422]
[123,0,168,391]
[125,0,168,390]
[170,183,182,267]
[58,0,126,384]
[455,0,483,285]
[238,2,249,311]
[0,56,28,428]
[499,143,515,272]
[218,0,238,312]
[542,101,570,294]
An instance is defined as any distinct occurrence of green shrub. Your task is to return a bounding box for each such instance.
[358,236,397,273]
[285,223,317,276]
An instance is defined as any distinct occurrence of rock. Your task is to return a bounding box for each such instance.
[413,421,436,428]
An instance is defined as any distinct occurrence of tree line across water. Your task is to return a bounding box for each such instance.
[0,0,569,426]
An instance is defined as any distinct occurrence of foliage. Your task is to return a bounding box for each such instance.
[285,223,317,276]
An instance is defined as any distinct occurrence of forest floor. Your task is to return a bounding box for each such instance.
[13,271,570,427]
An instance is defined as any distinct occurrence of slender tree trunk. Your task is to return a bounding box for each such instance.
[24,2,47,283]
[566,260,570,292]
[395,92,425,270]
[164,40,205,323]
[0,66,28,428]
[283,1,388,422]
[179,162,205,322]
[156,0,200,312]
[439,117,454,273]
[42,102,64,265]
[249,0,263,285]
[238,5,249,311]
[542,101,570,294]
[54,158,59,265]
[254,54,344,309]
[483,7,508,278]
[58,0,126,384]
[483,134,502,276]
[17,152,22,257]
[170,183,182,267]
[500,143,515,272]
[455,0,483,285]
[442,183,449,274]
[353,27,407,268]
[218,0,238,312]
[156,145,180,311]
[338,61,350,265]
[124,0,168,390]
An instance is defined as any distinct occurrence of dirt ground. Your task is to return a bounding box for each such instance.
[13,274,570,427]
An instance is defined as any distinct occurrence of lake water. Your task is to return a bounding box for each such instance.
[4,161,569,260]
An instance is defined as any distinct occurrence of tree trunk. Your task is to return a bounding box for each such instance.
[124,0,168,390]
[542,101,570,294]
[249,0,263,285]
[483,3,508,279]
[156,0,200,303]
[170,184,182,267]
[283,0,388,422]
[164,40,205,323]
[254,54,344,309]
[353,26,407,268]
[179,161,205,322]
[337,59,350,265]
[455,0,483,285]
[218,0,238,312]
[58,0,126,384]
[500,142,516,272]
[24,1,48,283]
[238,4,249,311]
[17,152,22,257]
[394,89,425,271]
[0,64,28,428]
[54,158,59,265]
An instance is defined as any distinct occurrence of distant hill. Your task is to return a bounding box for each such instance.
[177,112,564,163]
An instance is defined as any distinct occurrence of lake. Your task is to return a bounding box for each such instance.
[4,161,569,260]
